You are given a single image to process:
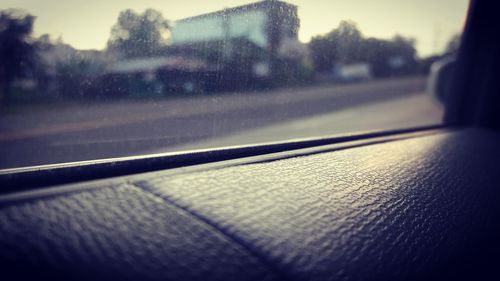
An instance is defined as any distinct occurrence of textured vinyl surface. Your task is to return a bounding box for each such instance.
[0,185,281,281]
[1,129,500,281]
[141,129,500,281]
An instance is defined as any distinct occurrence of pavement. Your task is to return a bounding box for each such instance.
[0,76,440,168]
[169,93,443,152]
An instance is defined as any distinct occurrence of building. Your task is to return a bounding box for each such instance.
[103,1,303,94]
[170,0,300,70]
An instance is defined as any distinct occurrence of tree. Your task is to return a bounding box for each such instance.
[334,21,363,63]
[309,21,363,72]
[107,9,170,58]
[358,35,417,77]
[0,10,38,103]
[309,20,418,77]
[309,34,338,72]
[55,55,96,99]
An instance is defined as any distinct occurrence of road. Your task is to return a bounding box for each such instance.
[0,76,441,169]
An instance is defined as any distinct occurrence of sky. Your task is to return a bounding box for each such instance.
[1,0,470,56]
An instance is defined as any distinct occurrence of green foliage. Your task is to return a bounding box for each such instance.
[56,55,100,99]
[274,57,314,86]
[0,9,38,102]
[107,9,170,58]
[309,21,418,77]
[309,21,363,71]
[360,35,418,77]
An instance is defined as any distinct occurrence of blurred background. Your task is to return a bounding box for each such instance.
[0,0,468,168]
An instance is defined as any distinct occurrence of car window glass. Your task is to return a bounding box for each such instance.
[0,0,470,168]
